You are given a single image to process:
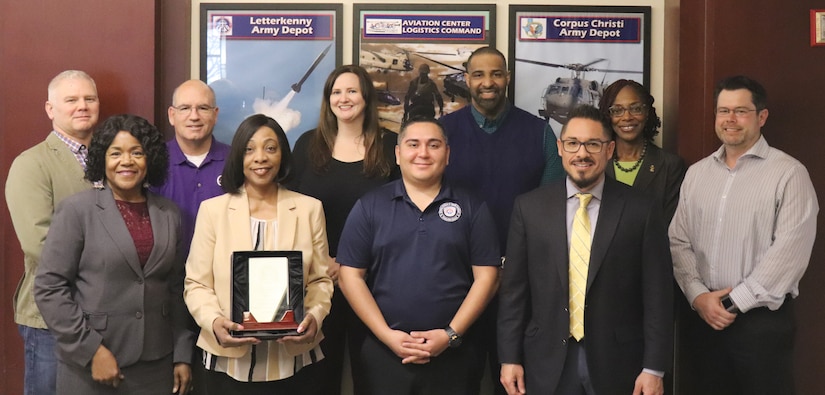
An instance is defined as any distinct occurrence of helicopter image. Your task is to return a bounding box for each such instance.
[515,58,642,123]
[360,48,413,72]
[412,54,470,102]
[372,80,402,106]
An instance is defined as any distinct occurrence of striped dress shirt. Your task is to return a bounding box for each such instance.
[669,136,818,312]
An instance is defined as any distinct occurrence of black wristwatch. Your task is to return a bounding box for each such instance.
[721,295,740,313]
[445,326,462,348]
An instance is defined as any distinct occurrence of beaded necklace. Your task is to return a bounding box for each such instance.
[614,140,647,173]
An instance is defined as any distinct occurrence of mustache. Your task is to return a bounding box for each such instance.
[571,158,595,165]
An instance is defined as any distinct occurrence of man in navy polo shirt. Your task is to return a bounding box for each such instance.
[151,79,229,395]
[338,117,500,395]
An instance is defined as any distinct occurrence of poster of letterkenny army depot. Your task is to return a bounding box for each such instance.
[353,4,495,133]
[509,5,651,137]
[200,3,343,148]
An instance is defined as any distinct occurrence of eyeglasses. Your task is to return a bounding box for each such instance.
[607,103,647,117]
[173,105,216,115]
[561,139,611,154]
[715,107,757,117]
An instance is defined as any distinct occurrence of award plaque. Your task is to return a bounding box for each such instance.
[230,251,304,339]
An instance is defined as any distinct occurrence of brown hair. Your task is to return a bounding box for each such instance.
[308,65,391,178]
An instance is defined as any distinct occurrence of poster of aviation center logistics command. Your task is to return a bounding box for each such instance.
[509,6,651,138]
[201,4,343,147]
[355,5,495,133]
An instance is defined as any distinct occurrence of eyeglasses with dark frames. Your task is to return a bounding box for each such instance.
[561,139,611,154]
[715,107,757,117]
[608,103,648,118]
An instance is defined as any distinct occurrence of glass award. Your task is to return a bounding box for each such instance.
[230,251,304,339]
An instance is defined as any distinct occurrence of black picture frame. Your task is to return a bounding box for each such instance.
[508,5,651,133]
[352,4,495,132]
[230,250,304,340]
[198,3,343,147]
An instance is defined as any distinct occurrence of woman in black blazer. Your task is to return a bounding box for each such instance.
[599,79,687,224]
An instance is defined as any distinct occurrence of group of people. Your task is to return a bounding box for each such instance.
[6,46,817,395]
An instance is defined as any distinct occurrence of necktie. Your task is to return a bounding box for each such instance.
[569,193,592,341]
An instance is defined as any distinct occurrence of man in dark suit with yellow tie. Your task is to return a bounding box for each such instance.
[498,105,673,395]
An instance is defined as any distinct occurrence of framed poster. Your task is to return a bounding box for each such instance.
[200,3,343,146]
[509,5,651,134]
[812,9,825,47]
[354,4,495,132]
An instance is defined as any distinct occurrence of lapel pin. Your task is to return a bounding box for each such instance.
[649,165,655,173]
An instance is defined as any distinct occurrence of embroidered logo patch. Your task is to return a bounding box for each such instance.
[438,202,462,223]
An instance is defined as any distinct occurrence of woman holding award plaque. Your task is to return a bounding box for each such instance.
[184,114,333,394]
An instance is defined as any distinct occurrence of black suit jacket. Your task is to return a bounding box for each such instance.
[606,143,686,224]
[498,177,673,394]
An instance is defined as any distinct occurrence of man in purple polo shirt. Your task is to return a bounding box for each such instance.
[151,79,229,395]
[153,80,229,258]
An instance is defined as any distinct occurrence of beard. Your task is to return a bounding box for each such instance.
[470,87,505,115]
[565,159,602,191]
[569,173,601,191]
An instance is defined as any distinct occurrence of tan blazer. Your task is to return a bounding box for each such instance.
[184,186,333,358]
[6,132,93,328]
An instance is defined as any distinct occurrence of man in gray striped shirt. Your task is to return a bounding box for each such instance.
[669,75,818,395]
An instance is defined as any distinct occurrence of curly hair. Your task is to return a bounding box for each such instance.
[309,65,391,178]
[85,114,168,187]
[598,79,661,141]
[222,114,293,194]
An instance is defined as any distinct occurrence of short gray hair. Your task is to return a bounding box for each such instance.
[47,70,97,101]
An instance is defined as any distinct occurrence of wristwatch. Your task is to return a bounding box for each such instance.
[445,326,462,348]
[721,295,740,314]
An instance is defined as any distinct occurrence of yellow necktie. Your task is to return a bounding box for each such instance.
[569,193,592,341]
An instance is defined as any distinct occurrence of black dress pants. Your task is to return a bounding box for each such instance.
[679,298,795,395]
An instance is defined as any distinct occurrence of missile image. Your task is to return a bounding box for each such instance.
[291,42,332,93]
[254,41,333,134]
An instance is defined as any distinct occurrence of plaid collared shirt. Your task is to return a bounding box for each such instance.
[52,130,88,170]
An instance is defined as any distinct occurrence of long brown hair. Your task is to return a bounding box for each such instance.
[309,65,391,178]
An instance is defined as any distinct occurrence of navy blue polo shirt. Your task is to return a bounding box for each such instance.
[337,179,500,332]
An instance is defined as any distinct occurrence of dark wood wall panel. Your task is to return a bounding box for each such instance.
[677,1,825,393]
[157,0,192,139]
[0,1,158,393]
